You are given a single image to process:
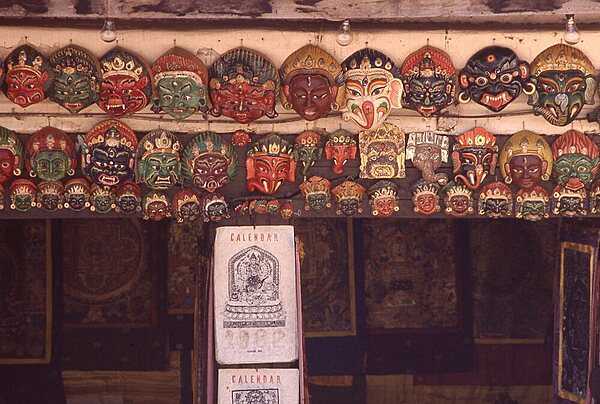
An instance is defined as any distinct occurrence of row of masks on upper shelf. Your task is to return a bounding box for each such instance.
[0,42,597,127]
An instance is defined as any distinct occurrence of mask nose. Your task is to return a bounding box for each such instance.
[554,93,569,113]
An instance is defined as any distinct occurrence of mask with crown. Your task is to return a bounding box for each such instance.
[136,129,182,190]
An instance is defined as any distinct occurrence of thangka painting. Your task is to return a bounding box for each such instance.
[0,220,52,364]
[363,219,460,330]
[471,221,556,340]
[295,218,356,337]
[62,219,157,327]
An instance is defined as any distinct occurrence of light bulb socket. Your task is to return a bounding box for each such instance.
[100,20,117,43]
[564,14,580,44]
[337,19,352,47]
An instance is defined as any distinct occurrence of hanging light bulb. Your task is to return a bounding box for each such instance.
[336,20,352,47]
[100,20,117,43]
[564,14,581,45]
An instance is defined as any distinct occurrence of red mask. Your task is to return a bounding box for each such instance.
[246,155,296,195]
[99,74,150,116]
[324,129,357,175]
[0,150,15,185]
[211,82,276,124]
[6,69,49,108]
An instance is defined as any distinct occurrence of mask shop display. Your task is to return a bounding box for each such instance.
[4,44,52,108]
[499,130,553,189]
[359,122,406,179]
[142,191,171,221]
[0,126,23,185]
[332,180,365,216]
[452,127,498,190]
[9,179,37,212]
[26,126,76,181]
[294,130,322,178]
[172,188,202,223]
[200,192,230,222]
[324,129,357,175]
[37,180,64,211]
[114,181,142,214]
[478,181,513,218]
[299,176,331,211]
[368,180,400,217]
[89,184,116,214]
[136,128,182,190]
[515,186,550,221]
[443,181,474,217]
[412,180,441,215]
[246,133,296,194]
[63,177,91,211]
[406,131,449,185]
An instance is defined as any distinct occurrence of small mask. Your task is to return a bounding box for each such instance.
[590,180,600,215]
[515,186,550,221]
[90,185,116,214]
[266,200,281,214]
[458,46,531,112]
[4,44,52,108]
[0,126,24,185]
[443,181,474,217]
[253,199,269,215]
[136,129,182,190]
[369,180,400,217]
[99,47,152,117]
[200,192,230,222]
[183,131,237,193]
[246,133,296,194]
[280,44,344,121]
[151,47,209,120]
[209,47,279,124]
[331,180,366,216]
[499,130,553,189]
[37,181,64,211]
[552,184,587,217]
[232,130,252,147]
[478,181,513,218]
[341,48,403,130]
[294,130,322,178]
[26,126,77,181]
[63,178,91,211]
[528,44,596,126]
[406,131,449,185]
[9,179,37,212]
[412,181,441,215]
[114,181,142,214]
[280,200,294,219]
[80,119,138,187]
[551,130,600,191]
[359,122,405,179]
[452,127,498,190]
[299,176,331,211]
[400,46,457,117]
[48,45,101,113]
[324,129,357,175]
[172,188,202,223]
[142,191,171,221]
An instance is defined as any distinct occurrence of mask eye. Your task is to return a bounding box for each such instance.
[500,73,513,84]
[475,77,488,87]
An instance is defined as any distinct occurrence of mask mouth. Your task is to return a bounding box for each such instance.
[64,102,84,112]
[417,105,436,116]
[153,176,172,187]
[98,173,119,186]
[480,91,511,111]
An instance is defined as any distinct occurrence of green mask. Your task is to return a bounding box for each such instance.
[52,72,97,113]
[553,154,598,189]
[31,150,70,181]
[139,152,181,189]
[155,77,206,120]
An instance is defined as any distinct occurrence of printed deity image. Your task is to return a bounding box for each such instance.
[359,122,405,179]
[218,369,299,404]
[214,226,298,365]
[528,44,596,126]
[341,48,403,130]
[400,45,457,117]
[3,44,52,108]
[210,47,279,124]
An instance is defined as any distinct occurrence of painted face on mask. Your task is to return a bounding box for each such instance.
[0,150,16,184]
[201,193,230,222]
[81,120,138,187]
[49,45,101,113]
[4,45,51,108]
[210,47,279,124]
[551,130,600,191]
[342,48,403,130]
[478,182,513,218]
[183,132,237,193]
[499,130,553,189]
[458,46,531,112]
[9,179,37,212]
[63,178,91,211]
[89,185,115,213]
[99,47,152,117]
[114,181,141,214]
[452,127,498,190]
[37,181,64,211]
[359,122,406,179]
[332,180,365,216]
[143,192,171,221]
[246,134,296,195]
[26,126,77,182]
[406,132,450,185]
[324,129,357,175]
[369,180,399,217]
[528,44,596,126]
[294,131,322,178]
[401,46,457,117]
[157,77,207,120]
[137,129,181,190]
[412,181,441,215]
[443,182,474,217]
[173,189,201,223]
[0,127,23,185]
[552,184,587,216]
[515,186,549,221]
[299,176,331,211]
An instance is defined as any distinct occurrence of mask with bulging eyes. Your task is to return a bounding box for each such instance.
[552,184,587,217]
[551,130,600,191]
[143,192,171,221]
[173,189,201,223]
[478,182,513,218]
[4,44,52,108]
[9,179,37,212]
[515,186,549,221]
[64,178,91,211]
[451,127,498,190]
[201,193,230,222]
[37,181,64,211]
[183,132,237,193]
[0,127,24,186]
[332,180,366,216]
[359,122,406,180]
[136,129,182,190]
[26,126,77,182]
[115,181,142,214]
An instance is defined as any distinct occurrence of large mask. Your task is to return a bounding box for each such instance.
[331,180,365,216]
[499,130,553,189]
[551,130,600,191]
[182,132,237,193]
[515,186,549,221]
[151,47,209,120]
[359,122,405,179]
[458,46,531,112]
[99,47,151,117]
[324,129,357,175]
[552,184,587,217]
[299,176,331,211]
[0,126,23,185]
[26,126,76,181]
[4,44,52,108]
[368,180,400,217]
[209,47,279,124]
[63,178,91,211]
[294,130,322,178]
[37,181,64,211]
[528,44,596,126]
[80,119,138,187]
[443,181,474,217]
[478,181,513,218]
[49,45,101,113]
[400,46,456,117]
[114,181,142,214]
[89,184,116,214]
[143,191,171,221]
[412,181,441,215]
[200,192,230,222]
[406,131,449,185]
[136,129,182,190]
[280,44,344,121]
[9,179,37,212]
[452,127,498,190]
[173,188,201,223]
[246,133,296,194]
[341,48,403,130]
